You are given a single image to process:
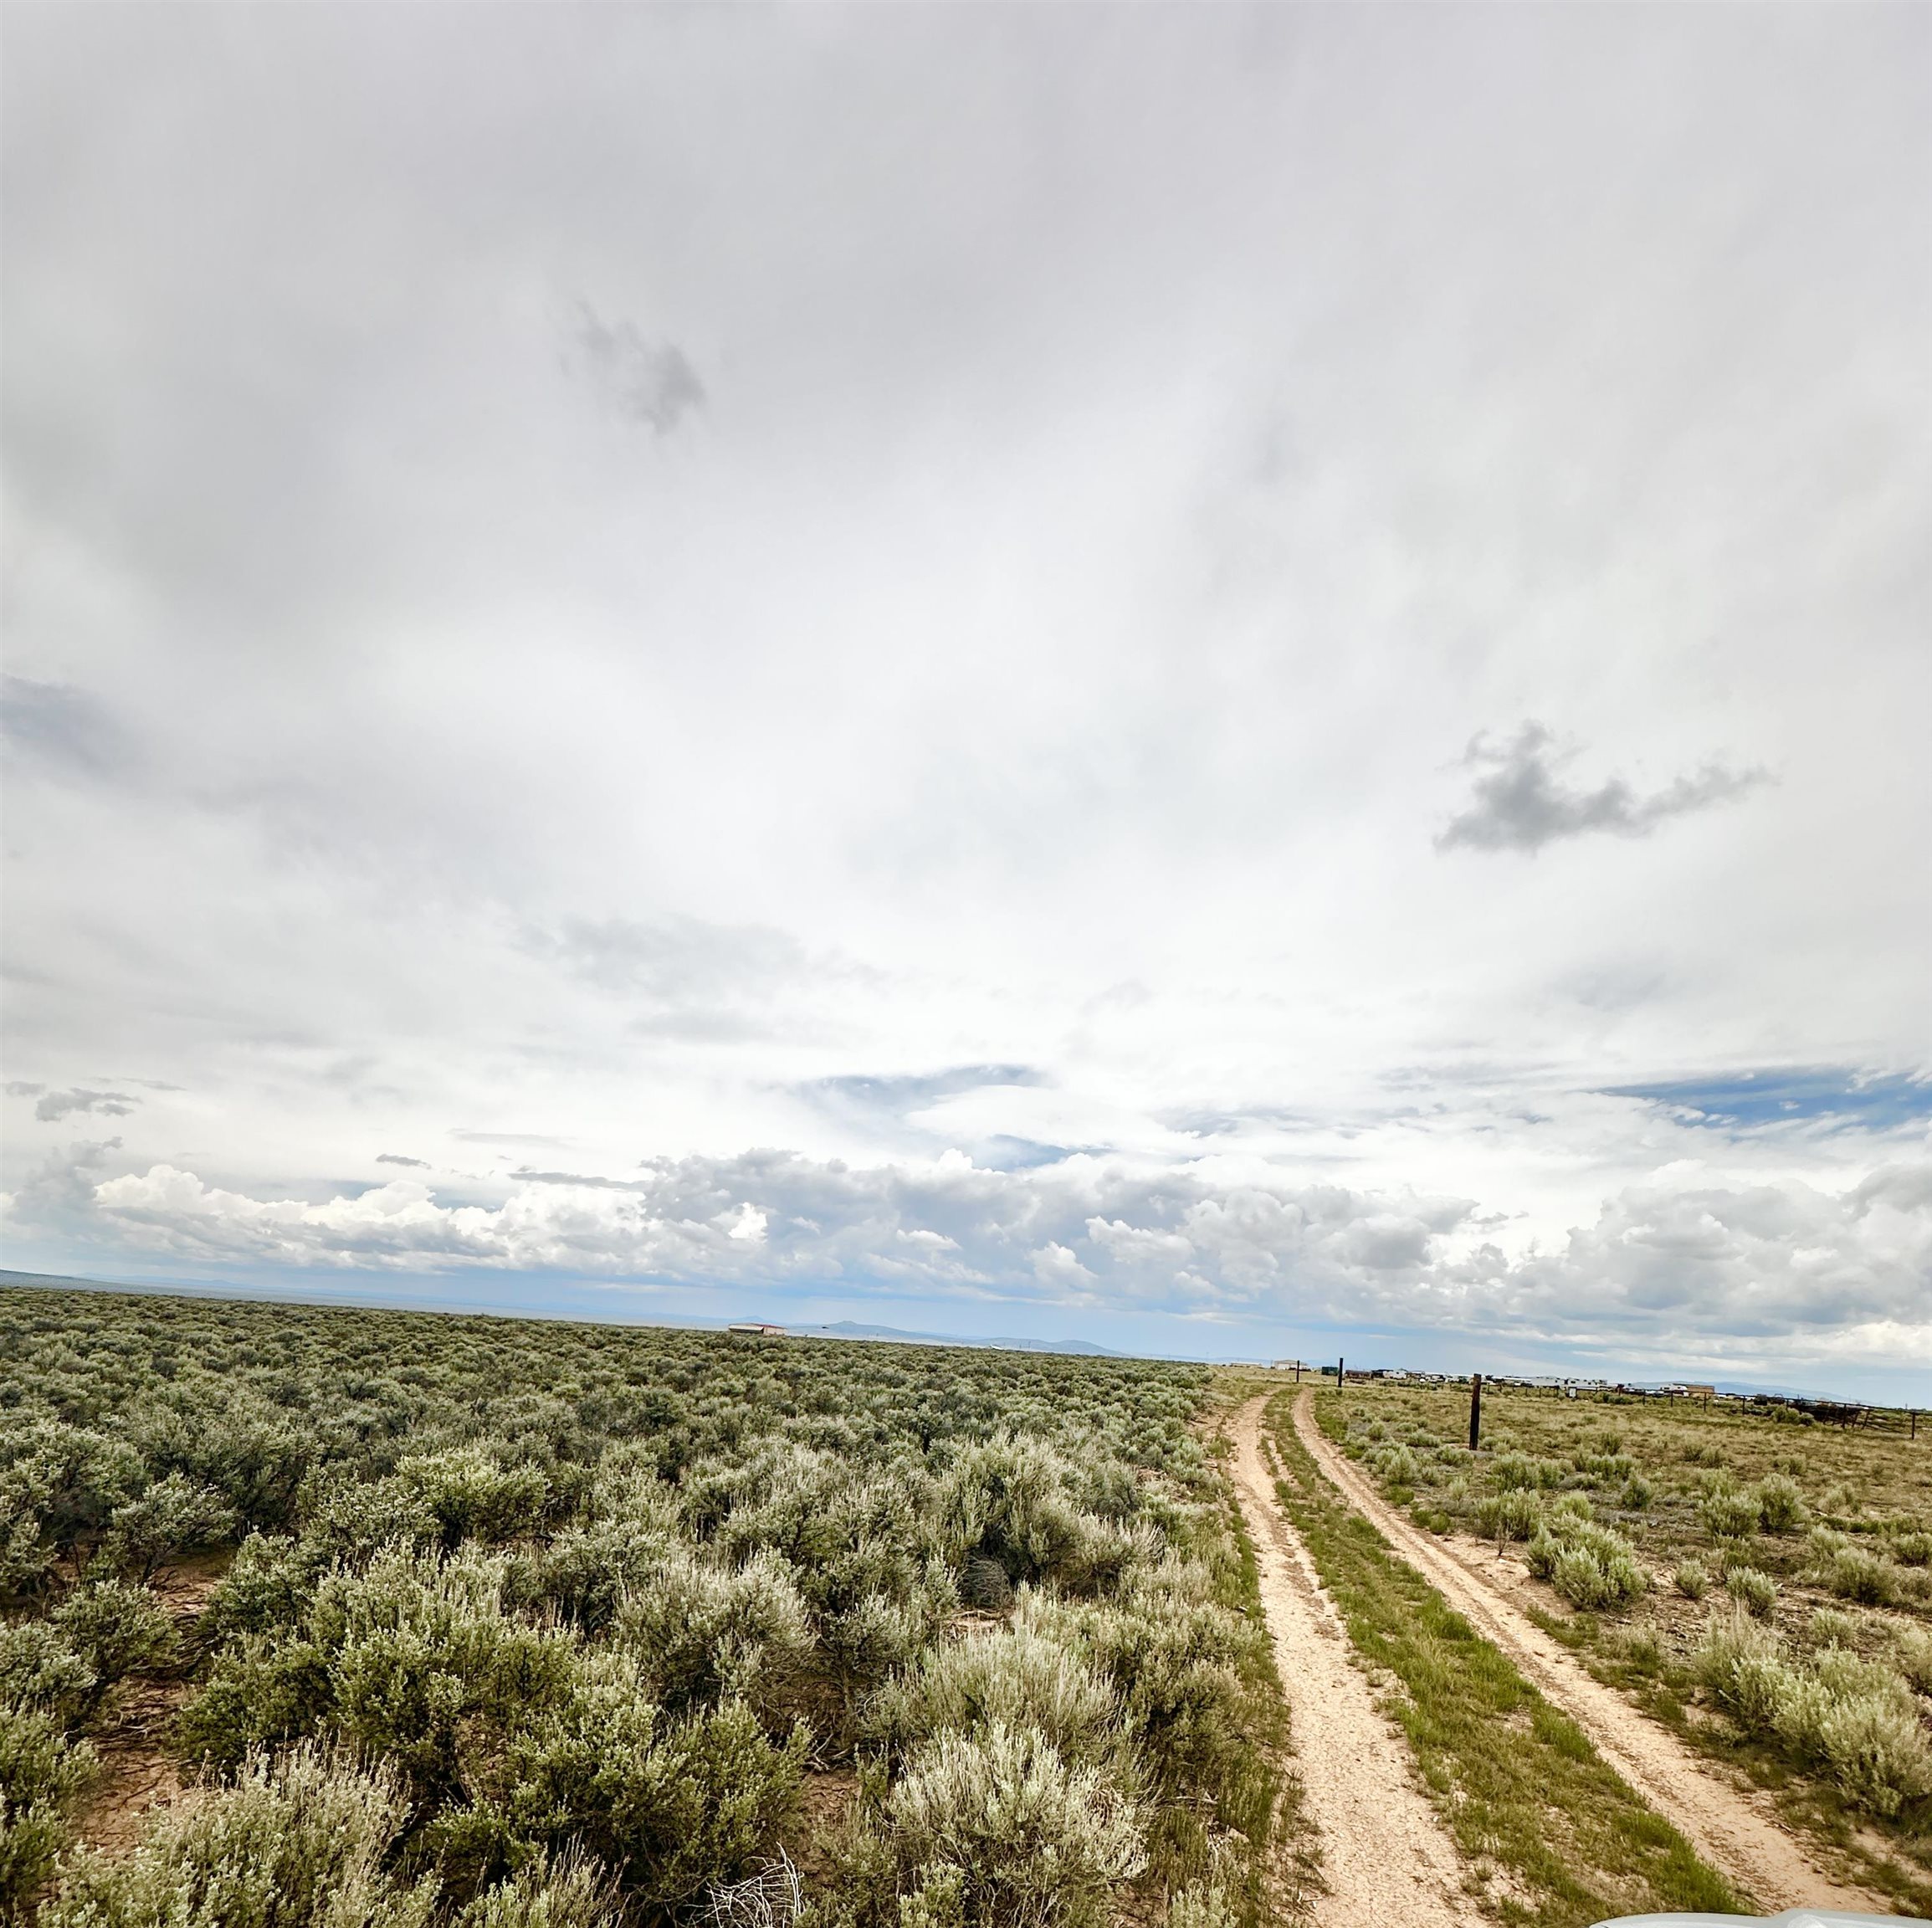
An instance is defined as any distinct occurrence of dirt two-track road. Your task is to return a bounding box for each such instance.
[1229,1397,1484,1927]
[1238,1388,1887,1919]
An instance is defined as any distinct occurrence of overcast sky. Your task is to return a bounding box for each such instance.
[4,5,1928,1393]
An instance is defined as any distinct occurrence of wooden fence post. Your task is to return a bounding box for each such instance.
[1469,1372,1483,1453]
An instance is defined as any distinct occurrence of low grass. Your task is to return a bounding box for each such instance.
[1261,1389,1745,1925]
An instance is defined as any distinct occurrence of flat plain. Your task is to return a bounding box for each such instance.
[5,1290,1929,1925]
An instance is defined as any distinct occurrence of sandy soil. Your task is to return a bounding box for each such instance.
[1228,1397,1484,1928]
[1289,1389,1887,1915]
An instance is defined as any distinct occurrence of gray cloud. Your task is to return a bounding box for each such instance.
[569,305,705,435]
[1437,723,1770,854]
[0,676,128,779]
[20,1087,140,1122]
[375,1152,429,1168]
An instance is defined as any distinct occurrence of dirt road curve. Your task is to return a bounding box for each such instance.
[1229,1397,1484,1928]
[1289,1388,1885,1915]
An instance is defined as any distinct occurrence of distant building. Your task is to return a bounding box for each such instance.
[728,1320,787,1337]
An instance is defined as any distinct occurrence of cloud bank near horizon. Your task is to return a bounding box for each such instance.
[8,1135,1929,1380]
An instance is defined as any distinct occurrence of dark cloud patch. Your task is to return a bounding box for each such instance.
[375,1152,430,1168]
[1606,1067,1932,1135]
[1437,722,1768,854]
[0,676,129,779]
[18,1087,140,1122]
[569,305,705,435]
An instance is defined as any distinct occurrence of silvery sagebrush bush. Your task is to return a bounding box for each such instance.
[40,1744,438,1928]
[884,1718,1147,1928]
[0,1700,97,1910]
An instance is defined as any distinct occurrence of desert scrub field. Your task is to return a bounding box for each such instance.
[1320,1382,1932,1908]
[0,1287,1298,1928]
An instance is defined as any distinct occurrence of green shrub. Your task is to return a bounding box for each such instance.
[1365,1443,1418,1489]
[884,1720,1145,1928]
[1610,1622,1663,1674]
[1491,1453,1567,1494]
[1807,1610,1862,1652]
[314,1546,577,1789]
[398,1448,552,1550]
[184,1546,576,1787]
[1672,1561,1707,1602]
[1781,1649,1932,1818]
[1755,1474,1807,1534]
[177,1634,333,1769]
[52,1580,177,1686]
[613,1546,814,1720]
[1526,1520,1647,1610]
[42,1743,435,1928]
[1022,1574,1254,1809]
[511,1515,677,1634]
[0,1702,98,1912]
[1473,1490,1545,1542]
[1724,1567,1778,1618]
[1165,1879,1238,1928]
[0,1621,97,1724]
[1893,1623,1932,1696]
[938,1437,1092,1590]
[1893,1531,1932,1569]
[1698,1483,1761,1542]
[453,1851,619,1928]
[1696,1611,1932,1818]
[1620,1474,1656,1510]
[106,1472,237,1579]
[199,1534,321,1643]
[448,1654,806,1910]
[295,1470,438,1565]
[1696,1609,1793,1734]
[865,1627,1121,1772]
[1822,1546,1900,1608]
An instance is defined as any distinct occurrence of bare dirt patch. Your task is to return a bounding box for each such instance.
[1229,1397,1483,1928]
[72,1554,231,1857]
[1292,1389,1883,1915]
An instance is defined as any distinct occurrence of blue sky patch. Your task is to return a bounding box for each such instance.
[1605,1067,1932,1132]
